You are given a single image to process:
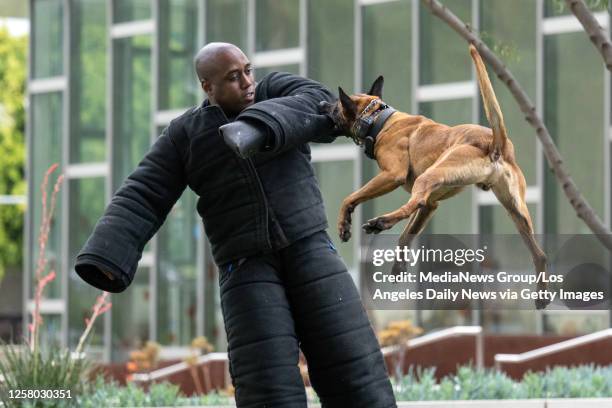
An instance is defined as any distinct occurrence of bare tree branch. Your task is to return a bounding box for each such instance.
[421,0,612,251]
[565,0,612,71]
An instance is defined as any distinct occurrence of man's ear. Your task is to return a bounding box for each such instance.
[338,87,357,119]
[368,75,384,98]
[201,78,211,95]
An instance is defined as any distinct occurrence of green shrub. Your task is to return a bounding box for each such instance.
[76,375,232,407]
[393,364,612,401]
[0,343,92,408]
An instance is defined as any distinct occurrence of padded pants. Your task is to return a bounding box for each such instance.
[219,230,397,408]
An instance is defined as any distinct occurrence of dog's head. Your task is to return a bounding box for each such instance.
[319,76,386,143]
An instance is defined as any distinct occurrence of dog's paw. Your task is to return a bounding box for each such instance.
[338,205,355,242]
[535,297,550,310]
[338,224,352,242]
[362,216,392,234]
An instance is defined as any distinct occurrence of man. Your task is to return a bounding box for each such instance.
[75,42,397,408]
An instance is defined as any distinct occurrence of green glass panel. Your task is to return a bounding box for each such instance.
[70,0,107,163]
[308,0,354,144]
[255,64,300,81]
[255,0,299,51]
[419,0,471,84]
[479,203,538,234]
[113,0,151,23]
[206,0,248,51]
[307,0,353,92]
[313,160,356,270]
[419,98,471,126]
[68,177,106,348]
[360,0,412,234]
[158,0,200,110]
[478,204,539,278]
[112,35,152,190]
[544,33,604,234]
[544,0,607,17]
[157,191,198,345]
[111,266,150,361]
[480,0,537,185]
[30,92,63,299]
[32,0,63,78]
[362,1,412,112]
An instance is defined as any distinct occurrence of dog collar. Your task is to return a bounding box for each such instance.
[363,106,396,159]
[350,99,396,159]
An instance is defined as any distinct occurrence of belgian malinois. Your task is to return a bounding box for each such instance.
[320,45,549,309]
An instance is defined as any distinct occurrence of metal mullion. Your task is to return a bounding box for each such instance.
[536,0,544,335]
[104,0,114,363]
[150,0,160,344]
[29,77,67,93]
[603,12,611,328]
[60,0,71,349]
[416,81,476,102]
[299,0,307,77]
[411,0,418,115]
[252,48,303,67]
[110,20,155,38]
[604,12,611,242]
[471,0,480,327]
[23,0,34,340]
[542,11,609,35]
[247,0,255,58]
[197,0,207,339]
[354,0,363,292]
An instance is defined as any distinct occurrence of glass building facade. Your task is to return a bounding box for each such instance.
[26,0,611,362]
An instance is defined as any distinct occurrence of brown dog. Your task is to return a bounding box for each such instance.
[321,45,549,309]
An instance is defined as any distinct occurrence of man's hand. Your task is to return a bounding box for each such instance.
[220,120,270,159]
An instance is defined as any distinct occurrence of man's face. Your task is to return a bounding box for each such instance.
[202,49,255,115]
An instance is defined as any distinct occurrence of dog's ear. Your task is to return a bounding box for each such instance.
[338,87,357,119]
[368,75,384,98]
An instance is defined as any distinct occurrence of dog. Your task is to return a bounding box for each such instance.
[320,45,549,309]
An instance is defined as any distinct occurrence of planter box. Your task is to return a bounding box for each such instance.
[150,399,612,407]
[393,400,612,408]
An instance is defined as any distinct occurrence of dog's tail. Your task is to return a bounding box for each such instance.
[469,44,508,162]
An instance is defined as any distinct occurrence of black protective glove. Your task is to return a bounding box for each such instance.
[219,120,271,159]
[318,100,343,137]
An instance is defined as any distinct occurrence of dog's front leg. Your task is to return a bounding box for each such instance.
[338,171,404,242]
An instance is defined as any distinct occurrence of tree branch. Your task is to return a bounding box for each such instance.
[421,0,612,251]
[565,0,612,71]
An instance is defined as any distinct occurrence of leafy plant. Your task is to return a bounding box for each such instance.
[0,344,90,407]
[392,364,612,401]
[0,165,111,407]
[77,375,232,407]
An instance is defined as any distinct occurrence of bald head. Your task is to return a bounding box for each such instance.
[194,42,255,115]
[194,42,246,82]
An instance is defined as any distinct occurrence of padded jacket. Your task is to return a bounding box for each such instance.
[74,72,337,293]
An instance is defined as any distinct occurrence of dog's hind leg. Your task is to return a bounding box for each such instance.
[390,203,438,276]
[398,203,438,247]
[363,145,492,234]
[491,165,548,309]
